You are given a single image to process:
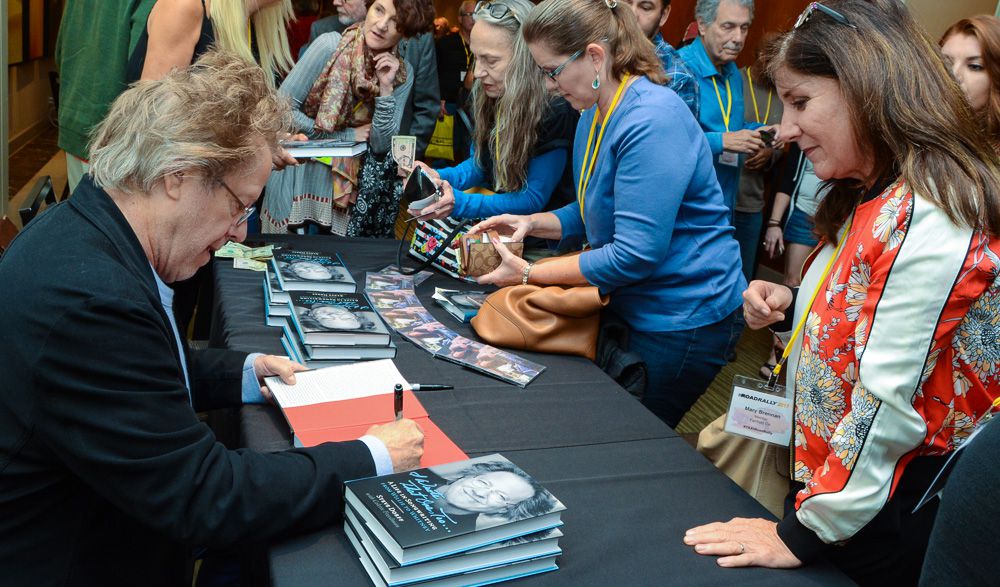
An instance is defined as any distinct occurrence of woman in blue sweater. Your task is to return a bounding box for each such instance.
[473,0,745,428]
[411,0,577,221]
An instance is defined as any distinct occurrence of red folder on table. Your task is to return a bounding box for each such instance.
[264,360,467,467]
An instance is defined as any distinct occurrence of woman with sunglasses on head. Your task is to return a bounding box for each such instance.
[261,0,435,236]
[470,0,746,429]
[410,0,578,224]
[940,14,1000,149]
[684,2,1000,583]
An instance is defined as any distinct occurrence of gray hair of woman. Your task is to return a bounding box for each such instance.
[694,0,754,25]
[89,50,293,195]
[766,0,1000,242]
[469,0,546,193]
[442,460,557,522]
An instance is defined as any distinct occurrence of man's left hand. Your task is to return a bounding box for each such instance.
[253,355,309,403]
[744,146,773,171]
[683,517,802,569]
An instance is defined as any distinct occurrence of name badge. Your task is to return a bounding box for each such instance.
[459,70,467,82]
[719,151,740,167]
[724,375,793,446]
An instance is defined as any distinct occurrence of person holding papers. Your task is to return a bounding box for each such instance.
[0,51,423,585]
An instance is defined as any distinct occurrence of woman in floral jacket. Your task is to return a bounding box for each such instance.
[684,2,1000,585]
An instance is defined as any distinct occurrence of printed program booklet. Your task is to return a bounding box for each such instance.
[271,249,357,293]
[432,288,489,323]
[344,454,565,566]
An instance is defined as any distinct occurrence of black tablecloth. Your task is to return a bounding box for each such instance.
[211,235,853,586]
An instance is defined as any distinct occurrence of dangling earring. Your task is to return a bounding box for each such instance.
[592,75,601,90]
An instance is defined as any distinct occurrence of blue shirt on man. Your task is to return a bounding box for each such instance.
[678,37,762,218]
[551,76,745,333]
[653,32,699,119]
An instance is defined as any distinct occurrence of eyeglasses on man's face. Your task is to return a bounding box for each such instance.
[217,179,255,227]
[539,49,583,81]
[794,2,857,30]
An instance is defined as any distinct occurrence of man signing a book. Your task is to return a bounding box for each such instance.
[0,51,423,585]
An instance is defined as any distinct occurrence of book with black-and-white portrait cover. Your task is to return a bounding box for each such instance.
[344,454,565,566]
[271,249,356,293]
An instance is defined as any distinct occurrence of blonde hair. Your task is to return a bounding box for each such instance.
[470,0,547,192]
[522,0,666,85]
[210,0,295,86]
[90,50,292,194]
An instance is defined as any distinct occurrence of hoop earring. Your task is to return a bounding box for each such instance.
[592,75,601,90]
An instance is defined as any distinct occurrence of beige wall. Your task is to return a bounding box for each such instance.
[7,57,56,154]
[906,0,999,40]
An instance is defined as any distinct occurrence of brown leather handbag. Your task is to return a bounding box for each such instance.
[471,281,610,361]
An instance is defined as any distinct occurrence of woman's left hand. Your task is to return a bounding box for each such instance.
[684,518,802,569]
[476,237,530,287]
[412,180,455,220]
[374,52,400,96]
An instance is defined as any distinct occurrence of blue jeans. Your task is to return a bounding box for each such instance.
[733,210,762,283]
[627,312,735,428]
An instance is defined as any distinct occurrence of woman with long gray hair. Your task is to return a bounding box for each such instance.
[411,0,578,220]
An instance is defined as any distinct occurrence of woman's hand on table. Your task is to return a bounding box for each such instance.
[684,517,802,569]
[742,280,793,330]
[253,354,309,403]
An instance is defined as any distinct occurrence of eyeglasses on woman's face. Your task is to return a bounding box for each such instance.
[539,49,583,81]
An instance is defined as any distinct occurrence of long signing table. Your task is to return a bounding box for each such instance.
[210,235,853,586]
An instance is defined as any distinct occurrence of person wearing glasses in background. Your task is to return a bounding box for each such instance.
[411,0,579,226]
[940,15,1000,150]
[0,52,425,584]
[469,0,745,430]
[684,3,1000,584]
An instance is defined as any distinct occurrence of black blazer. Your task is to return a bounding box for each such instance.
[0,177,375,585]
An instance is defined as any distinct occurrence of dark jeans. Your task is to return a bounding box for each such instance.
[628,312,735,428]
[733,210,762,283]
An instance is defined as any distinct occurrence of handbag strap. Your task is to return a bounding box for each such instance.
[395,217,468,275]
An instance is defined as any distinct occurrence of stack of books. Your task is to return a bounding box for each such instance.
[343,454,565,587]
[264,249,397,365]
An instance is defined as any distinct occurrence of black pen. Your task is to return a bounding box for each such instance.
[394,383,404,421]
[411,384,454,391]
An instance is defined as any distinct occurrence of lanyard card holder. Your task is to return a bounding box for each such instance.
[724,375,793,446]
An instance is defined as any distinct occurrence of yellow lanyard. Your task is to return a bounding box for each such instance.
[711,76,733,132]
[772,217,854,378]
[577,74,631,220]
[460,35,471,70]
[746,69,772,124]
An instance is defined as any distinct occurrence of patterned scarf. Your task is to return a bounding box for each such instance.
[303,24,408,209]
